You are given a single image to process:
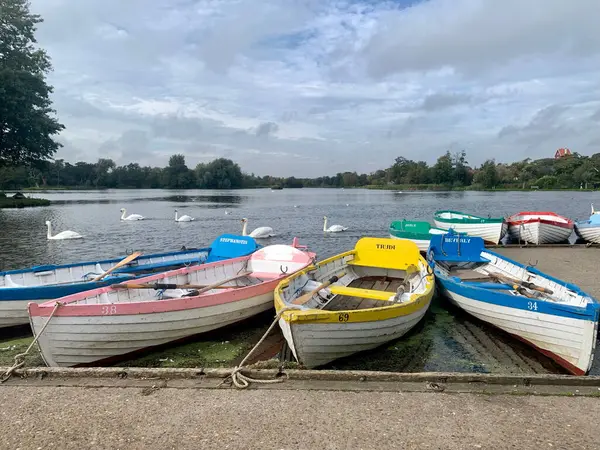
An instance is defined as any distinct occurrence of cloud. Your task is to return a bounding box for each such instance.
[255,122,279,137]
[421,93,472,111]
[26,0,600,176]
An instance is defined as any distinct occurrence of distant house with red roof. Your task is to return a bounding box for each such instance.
[555,148,572,159]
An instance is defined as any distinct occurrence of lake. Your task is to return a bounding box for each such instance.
[1,188,598,374]
[2,188,598,269]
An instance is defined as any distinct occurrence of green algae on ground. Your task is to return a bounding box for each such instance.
[0,336,44,367]
[120,339,248,368]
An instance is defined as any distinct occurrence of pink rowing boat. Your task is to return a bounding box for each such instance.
[507,211,574,245]
[29,240,315,367]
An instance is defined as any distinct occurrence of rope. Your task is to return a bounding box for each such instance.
[1,301,62,383]
[222,307,297,389]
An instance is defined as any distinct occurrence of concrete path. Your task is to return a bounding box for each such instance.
[1,385,598,450]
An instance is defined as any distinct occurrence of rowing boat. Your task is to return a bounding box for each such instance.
[388,220,448,252]
[507,211,573,244]
[0,234,258,328]
[574,205,600,244]
[29,239,314,367]
[427,231,599,375]
[275,237,434,368]
[433,210,507,244]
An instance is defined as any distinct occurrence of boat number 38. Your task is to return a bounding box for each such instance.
[338,313,350,322]
[527,301,538,311]
[101,305,117,315]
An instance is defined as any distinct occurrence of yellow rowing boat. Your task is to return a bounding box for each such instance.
[275,237,434,368]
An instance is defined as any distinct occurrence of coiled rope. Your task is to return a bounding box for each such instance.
[0,301,62,383]
[223,307,297,389]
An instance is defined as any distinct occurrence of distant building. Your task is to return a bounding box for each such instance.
[555,148,572,159]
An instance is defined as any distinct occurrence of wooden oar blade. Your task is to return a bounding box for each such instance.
[92,252,143,282]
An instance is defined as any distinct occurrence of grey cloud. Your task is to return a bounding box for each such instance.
[421,93,472,111]
[97,130,152,163]
[496,104,600,161]
[498,105,569,142]
[255,122,279,137]
[362,0,600,77]
[591,108,600,122]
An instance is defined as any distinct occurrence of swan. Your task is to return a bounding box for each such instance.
[45,220,83,240]
[241,218,276,238]
[120,208,145,221]
[175,209,195,222]
[323,216,348,233]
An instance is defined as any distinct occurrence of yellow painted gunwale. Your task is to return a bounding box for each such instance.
[274,238,434,325]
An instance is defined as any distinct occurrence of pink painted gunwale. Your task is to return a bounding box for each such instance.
[29,244,316,318]
[507,211,574,230]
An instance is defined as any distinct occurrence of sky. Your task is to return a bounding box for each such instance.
[30,0,600,177]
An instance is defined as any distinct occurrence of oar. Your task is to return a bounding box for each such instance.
[114,271,251,294]
[91,252,143,282]
[292,272,346,305]
[112,283,242,290]
[489,273,554,295]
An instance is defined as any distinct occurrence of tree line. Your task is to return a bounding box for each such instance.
[2,150,600,190]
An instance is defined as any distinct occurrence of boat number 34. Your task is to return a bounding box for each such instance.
[338,313,349,322]
[527,301,538,311]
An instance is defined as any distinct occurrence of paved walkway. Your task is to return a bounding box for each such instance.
[1,385,598,449]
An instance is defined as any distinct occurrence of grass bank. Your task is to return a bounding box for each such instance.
[0,197,51,208]
[365,184,598,192]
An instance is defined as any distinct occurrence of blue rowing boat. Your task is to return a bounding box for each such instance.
[427,231,599,375]
[0,234,258,328]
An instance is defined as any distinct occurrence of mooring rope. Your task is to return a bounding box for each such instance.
[223,307,297,389]
[0,301,62,383]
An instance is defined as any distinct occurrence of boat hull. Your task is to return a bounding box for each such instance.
[0,234,258,329]
[433,221,507,245]
[388,235,430,252]
[508,222,572,244]
[30,292,274,367]
[280,295,432,368]
[0,298,49,328]
[575,223,600,244]
[438,283,597,375]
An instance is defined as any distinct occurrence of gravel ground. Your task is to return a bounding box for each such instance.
[1,386,599,450]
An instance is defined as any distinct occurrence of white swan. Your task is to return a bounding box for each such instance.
[45,220,83,240]
[323,216,348,233]
[120,208,145,221]
[175,209,195,222]
[241,218,276,238]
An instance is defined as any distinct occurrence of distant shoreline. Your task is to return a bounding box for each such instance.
[1,185,597,193]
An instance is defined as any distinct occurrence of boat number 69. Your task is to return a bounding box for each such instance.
[527,301,538,311]
[101,305,117,315]
[338,313,349,322]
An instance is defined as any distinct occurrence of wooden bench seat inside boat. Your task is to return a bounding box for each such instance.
[323,277,403,311]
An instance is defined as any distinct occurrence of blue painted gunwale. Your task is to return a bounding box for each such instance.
[428,233,600,322]
[0,234,259,302]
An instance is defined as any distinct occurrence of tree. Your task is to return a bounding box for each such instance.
[452,150,472,187]
[195,158,243,189]
[432,151,453,186]
[474,159,498,189]
[0,0,65,166]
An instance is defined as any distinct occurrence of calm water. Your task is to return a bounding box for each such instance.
[1,188,598,269]
[1,188,599,374]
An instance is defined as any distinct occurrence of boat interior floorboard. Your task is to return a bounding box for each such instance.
[446,267,490,282]
[324,277,401,311]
